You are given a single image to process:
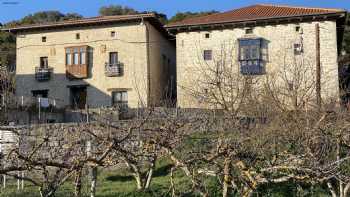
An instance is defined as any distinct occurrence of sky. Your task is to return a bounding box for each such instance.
[0,0,349,24]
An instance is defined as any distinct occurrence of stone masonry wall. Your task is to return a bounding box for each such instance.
[176,20,339,108]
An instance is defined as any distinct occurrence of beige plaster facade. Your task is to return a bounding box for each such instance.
[14,19,175,109]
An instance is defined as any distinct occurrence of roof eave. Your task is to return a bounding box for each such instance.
[1,14,157,33]
[166,12,347,33]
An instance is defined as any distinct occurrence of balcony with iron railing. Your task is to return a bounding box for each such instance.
[35,67,53,81]
[105,62,124,77]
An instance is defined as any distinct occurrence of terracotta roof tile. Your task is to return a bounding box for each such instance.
[166,4,345,28]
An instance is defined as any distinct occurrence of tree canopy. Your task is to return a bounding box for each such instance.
[5,11,83,28]
[343,13,350,54]
[167,11,219,24]
[0,11,83,69]
[99,5,139,16]
[98,5,168,24]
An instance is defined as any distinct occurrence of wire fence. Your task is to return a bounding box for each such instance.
[0,94,65,110]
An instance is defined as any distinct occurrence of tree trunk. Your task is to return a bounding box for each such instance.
[337,139,344,197]
[343,182,350,197]
[39,187,56,197]
[222,157,232,197]
[133,172,143,190]
[327,182,338,197]
[242,187,254,197]
[170,167,176,197]
[74,170,82,197]
[145,168,154,189]
[145,158,156,189]
[90,167,97,197]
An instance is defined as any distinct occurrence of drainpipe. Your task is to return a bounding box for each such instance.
[144,18,151,107]
[315,23,321,111]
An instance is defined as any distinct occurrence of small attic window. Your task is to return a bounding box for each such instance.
[295,26,301,32]
[76,33,80,40]
[205,33,210,38]
[41,36,46,42]
[245,28,253,34]
[111,31,116,37]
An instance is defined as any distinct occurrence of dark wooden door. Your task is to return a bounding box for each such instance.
[70,87,87,109]
[78,89,87,109]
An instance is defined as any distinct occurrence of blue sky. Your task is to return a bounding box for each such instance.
[0,0,349,24]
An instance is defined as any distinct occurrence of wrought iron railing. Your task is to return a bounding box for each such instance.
[35,67,53,81]
[105,62,123,77]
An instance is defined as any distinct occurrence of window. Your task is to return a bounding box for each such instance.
[32,90,48,98]
[203,50,212,61]
[112,91,128,107]
[106,52,122,76]
[111,31,116,37]
[109,52,118,65]
[295,26,301,32]
[65,46,88,66]
[238,38,264,75]
[245,28,253,34]
[40,57,48,68]
[294,43,303,55]
[76,33,80,40]
[205,33,210,38]
[42,36,46,42]
[73,48,79,65]
[66,49,72,65]
[80,47,86,64]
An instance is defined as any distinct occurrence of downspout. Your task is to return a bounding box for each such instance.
[144,18,151,107]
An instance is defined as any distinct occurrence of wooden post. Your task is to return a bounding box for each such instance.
[315,23,322,110]
[85,104,89,123]
[17,171,20,190]
[87,141,97,197]
[38,98,41,122]
[3,175,6,189]
[21,171,24,190]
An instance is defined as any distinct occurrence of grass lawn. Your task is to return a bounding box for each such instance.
[0,158,330,197]
[0,158,194,197]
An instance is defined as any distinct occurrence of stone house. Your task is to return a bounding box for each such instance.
[166,4,347,109]
[5,13,176,109]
